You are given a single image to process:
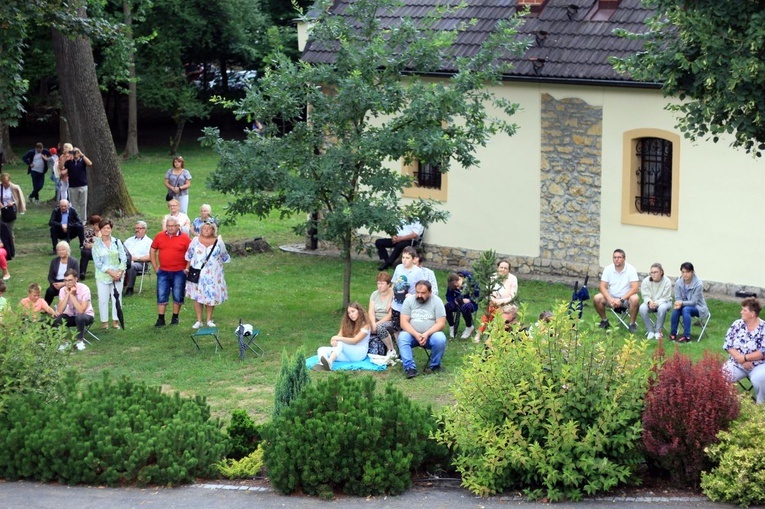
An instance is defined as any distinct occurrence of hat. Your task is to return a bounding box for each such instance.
[49,147,57,155]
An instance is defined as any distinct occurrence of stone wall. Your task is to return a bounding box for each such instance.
[539,93,602,266]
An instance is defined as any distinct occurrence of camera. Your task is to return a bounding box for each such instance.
[69,150,76,155]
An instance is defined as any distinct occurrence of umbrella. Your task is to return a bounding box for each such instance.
[112,283,125,330]
[567,275,590,319]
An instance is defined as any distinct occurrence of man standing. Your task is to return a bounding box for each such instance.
[593,248,640,332]
[48,199,85,253]
[123,221,153,297]
[53,269,94,351]
[64,147,93,219]
[150,217,191,326]
[22,142,50,203]
[375,219,424,271]
[397,280,447,379]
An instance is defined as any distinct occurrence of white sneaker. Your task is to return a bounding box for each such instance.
[75,341,86,351]
[461,325,475,339]
[206,320,216,327]
[449,325,456,338]
[192,321,202,329]
[646,332,656,340]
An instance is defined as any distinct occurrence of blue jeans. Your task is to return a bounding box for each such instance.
[156,269,186,305]
[397,331,447,370]
[670,306,699,337]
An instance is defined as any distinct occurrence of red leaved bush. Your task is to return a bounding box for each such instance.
[642,350,739,487]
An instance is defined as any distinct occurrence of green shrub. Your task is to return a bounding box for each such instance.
[435,304,653,501]
[216,445,265,479]
[263,373,439,497]
[0,372,229,486]
[0,310,71,411]
[642,350,739,487]
[273,348,310,419]
[226,409,261,460]
[702,397,765,508]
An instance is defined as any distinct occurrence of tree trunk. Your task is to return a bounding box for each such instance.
[122,0,139,159]
[59,114,71,145]
[0,121,16,163]
[52,16,137,216]
[170,115,185,155]
[341,232,352,308]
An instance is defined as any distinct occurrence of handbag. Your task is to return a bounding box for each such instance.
[1,204,17,223]
[117,239,132,272]
[186,239,217,284]
[165,191,174,201]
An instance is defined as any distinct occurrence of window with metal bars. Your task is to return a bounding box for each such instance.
[414,162,442,189]
[635,137,672,216]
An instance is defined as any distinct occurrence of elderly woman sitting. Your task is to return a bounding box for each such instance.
[723,297,765,403]
[45,241,79,304]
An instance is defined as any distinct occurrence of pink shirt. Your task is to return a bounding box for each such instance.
[58,283,95,317]
[19,297,55,318]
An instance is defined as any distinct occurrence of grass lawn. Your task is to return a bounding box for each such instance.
[2,136,744,424]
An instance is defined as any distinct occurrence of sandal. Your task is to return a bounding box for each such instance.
[112,321,121,330]
[101,323,109,330]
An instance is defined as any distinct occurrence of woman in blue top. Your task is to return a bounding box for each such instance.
[669,262,708,343]
[92,219,127,329]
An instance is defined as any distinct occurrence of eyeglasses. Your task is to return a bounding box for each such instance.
[63,278,75,282]
[135,227,145,230]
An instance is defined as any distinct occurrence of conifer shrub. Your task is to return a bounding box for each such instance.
[263,373,439,497]
[226,409,261,460]
[216,444,265,479]
[0,372,228,486]
[435,304,653,501]
[273,348,310,419]
[702,396,765,508]
[642,350,739,487]
[0,309,71,411]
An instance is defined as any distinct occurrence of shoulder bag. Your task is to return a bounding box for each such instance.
[186,239,217,284]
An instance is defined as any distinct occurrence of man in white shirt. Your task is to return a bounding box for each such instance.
[123,220,153,297]
[594,249,640,332]
[375,219,424,271]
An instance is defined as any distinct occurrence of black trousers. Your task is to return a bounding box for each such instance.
[50,224,85,250]
[375,237,412,266]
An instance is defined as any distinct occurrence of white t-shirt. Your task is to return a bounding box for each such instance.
[601,262,639,299]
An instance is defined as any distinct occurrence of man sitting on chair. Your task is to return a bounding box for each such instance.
[53,269,94,351]
[48,199,85,253]
[593,248,640,332]
[123,220,153,297]
[397,280,447,379]
[375,218,424,271]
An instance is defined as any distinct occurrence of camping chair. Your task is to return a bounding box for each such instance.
[236,320,263,360]
[82,321,101,345]
[695,310,712,342]
[191,326,223,354]
[137,262,153,294]
[609,305,631,330]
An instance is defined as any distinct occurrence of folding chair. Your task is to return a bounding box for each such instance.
[695,311,711,342]
[83,321,101,345]
[236,321,264,360]
[137,262,153,294]
[191,327,223,354]
[609,306,631,330]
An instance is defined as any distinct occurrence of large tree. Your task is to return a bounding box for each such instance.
[52,8,136,215]
[616,0,765,156]
[203,0,528,306]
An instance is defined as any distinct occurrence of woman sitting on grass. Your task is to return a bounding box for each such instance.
[314,302,371,371]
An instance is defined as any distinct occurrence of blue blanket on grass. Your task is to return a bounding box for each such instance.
[306,355,387,371]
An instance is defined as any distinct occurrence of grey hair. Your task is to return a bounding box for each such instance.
[135,220,147,229]
[56,241,71,255]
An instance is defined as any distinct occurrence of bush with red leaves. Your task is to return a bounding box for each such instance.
[642,350,739,487]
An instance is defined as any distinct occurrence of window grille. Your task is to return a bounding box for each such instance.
[635,138,672,216]
[414,162,442,189]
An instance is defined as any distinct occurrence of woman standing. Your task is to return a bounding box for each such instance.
[162,199,191,235]
[314,302,371,371]
[191,203,217,236]
[0,173,26,236]
[367,272,396,356]
[722,298,765,403]
[79,215,102,280]
[185,221,230,329]
[92,219,127,329]
[164,156,192,214]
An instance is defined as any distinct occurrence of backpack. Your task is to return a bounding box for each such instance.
[118,239,132,272]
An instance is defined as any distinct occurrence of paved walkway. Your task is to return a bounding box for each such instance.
[0,480,733,509]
